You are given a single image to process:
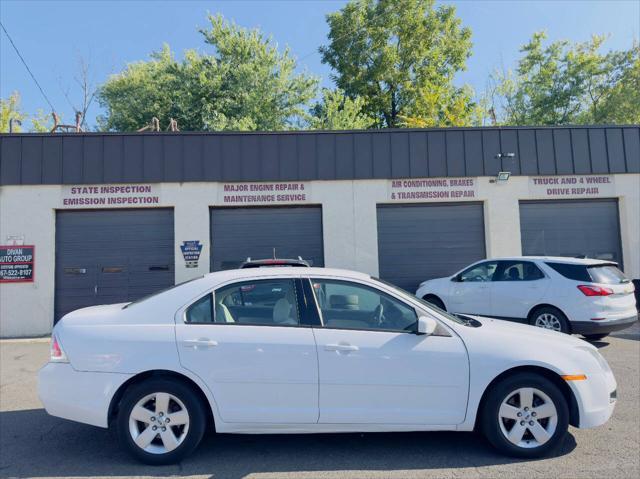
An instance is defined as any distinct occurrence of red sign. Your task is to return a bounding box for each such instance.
[220,182,309,204]
[61,184,160,207]
[0,245,35,283]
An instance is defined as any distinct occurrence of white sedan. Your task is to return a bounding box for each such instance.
[39,267,616,464]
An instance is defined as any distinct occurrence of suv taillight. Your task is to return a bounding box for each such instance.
[578,285,614,297]
[50,334,69,362]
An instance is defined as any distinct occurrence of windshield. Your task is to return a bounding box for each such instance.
[588,265,630,284]
[371,277,469,325]
[123,277,203,309]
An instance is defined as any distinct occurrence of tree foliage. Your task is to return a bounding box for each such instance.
[98,15,318,131]
[490,32,639,125]
[310,88,374,130]
[320,0,473,128]
[1,92,26,132]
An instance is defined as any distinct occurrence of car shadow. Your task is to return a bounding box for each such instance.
[0,408,577,479]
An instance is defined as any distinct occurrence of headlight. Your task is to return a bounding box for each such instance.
[577,346,611,374]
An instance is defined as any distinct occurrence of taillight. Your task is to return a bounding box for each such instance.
[578,285,614,296]
[50,334,68,362]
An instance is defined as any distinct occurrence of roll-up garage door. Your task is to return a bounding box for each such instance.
[55,209,175,322]
[377,203,486,292]
[210,206,324,271]
[520,199,623,265]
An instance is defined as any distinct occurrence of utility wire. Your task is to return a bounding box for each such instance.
[1,21,56,112]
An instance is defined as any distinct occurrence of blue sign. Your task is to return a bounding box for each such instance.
[180,240,203,268]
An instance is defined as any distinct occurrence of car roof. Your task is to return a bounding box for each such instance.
[201,266,371,286]
[491,256,616,266]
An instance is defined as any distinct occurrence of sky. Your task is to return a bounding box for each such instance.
[1,0,639,130]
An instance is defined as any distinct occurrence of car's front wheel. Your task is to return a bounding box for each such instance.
[116,378,206,465]
[481,373,569,458]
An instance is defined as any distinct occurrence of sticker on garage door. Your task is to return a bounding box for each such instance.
[219,182,311,204]
[389,178,477,202]
[529,175,615,198]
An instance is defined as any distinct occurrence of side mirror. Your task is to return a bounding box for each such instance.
[417,316,438,336]
[451,274,462,282]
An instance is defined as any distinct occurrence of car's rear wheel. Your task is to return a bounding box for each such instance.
[583,333,608,341]
[117,378,206,465]
[423,295,446,311]
[481,373,568,458]
[530,306,570,334]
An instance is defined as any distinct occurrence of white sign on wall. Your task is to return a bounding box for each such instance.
[60,184,161,208]
[528,175,615,198]
[388,178,478,202]
[219,182,311,205]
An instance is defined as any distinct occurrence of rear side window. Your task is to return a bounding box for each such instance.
[213,279,300,326]
[545,263,591,282]
[587,265,629,284]
[494,261,545,281]
[185,294,214,323]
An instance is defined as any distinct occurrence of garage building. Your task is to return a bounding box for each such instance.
[1,126,638,337]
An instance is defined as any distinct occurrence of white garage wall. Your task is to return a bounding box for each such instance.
[1,173,638,338]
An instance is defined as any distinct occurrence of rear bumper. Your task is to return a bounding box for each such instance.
[572,314,638,335]
[38,362,132,428]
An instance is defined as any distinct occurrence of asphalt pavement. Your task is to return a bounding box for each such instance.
[1,323,638,479]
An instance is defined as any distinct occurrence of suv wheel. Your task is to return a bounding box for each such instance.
[583,333,608,341]
[530,306,570,334]
[481,373,568,458]
[117,378,206,465]
[423,295,446,311]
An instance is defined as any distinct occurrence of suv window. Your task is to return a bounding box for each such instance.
[310,279,418,333]
[494,261,545,281]
[189,279,301,326]
[587,265,629,284]
[546,262,592,282]
[459,261,498,282]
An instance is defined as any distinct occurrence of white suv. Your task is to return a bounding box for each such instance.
[415,256,638,339]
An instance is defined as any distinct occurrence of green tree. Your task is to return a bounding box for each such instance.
[319,0,473,128]
[491,32,639,125]
[98,15,318,131]
[310,88,373,129]
[1,92,26,132]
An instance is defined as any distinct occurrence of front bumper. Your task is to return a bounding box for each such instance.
[568,367,617,429]
[38,362,132,428]
[572,314,638,335]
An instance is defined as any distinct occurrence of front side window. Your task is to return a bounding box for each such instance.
[211,279,300,326]
[459,261,498,282]
[494,261,545,281]
[310,279,417,333]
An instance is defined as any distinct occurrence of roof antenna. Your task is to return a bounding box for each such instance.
[273,248,276,260]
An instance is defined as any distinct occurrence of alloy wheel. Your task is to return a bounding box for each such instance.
[534,313,562,331]
[498,387,558,449]
[128,392,190,454]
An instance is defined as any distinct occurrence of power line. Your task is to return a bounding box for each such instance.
[1,21,56,112]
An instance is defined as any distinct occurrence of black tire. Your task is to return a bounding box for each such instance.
[583,333,608,341]
[529,306,570,334]
[116,378,206,465]
[481,373,569,458]
[423,295,446,311]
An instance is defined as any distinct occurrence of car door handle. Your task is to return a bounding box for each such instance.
[182,338,218,349]
[325,343,359,352]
